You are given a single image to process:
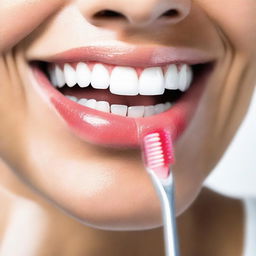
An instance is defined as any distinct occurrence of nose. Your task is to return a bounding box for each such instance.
[82,0,191,27]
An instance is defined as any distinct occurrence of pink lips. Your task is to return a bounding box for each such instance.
[31,46,212,148]
[44,45,213,67]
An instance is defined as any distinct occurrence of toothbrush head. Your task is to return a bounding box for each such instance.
[143,129,175,179]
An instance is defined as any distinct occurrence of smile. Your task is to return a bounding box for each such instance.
[30,46,215,147]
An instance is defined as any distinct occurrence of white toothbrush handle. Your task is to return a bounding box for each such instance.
[148,169,180,256]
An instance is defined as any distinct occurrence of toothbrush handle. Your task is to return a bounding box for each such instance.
[162,175,180,256]
[148,170,180,256]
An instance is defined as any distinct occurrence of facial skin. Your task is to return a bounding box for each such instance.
[0,0,255,231]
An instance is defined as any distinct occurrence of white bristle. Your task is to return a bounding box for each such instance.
[146,142,162,148]
[148,154,164,160]
[147,150,164,157]
[145,133,159,138]
[144,134,165,167]
[149,158,164,164]
[146,137,160,142]
[147,146,162,152]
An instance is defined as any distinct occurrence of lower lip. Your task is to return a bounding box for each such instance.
[32,66,207,148]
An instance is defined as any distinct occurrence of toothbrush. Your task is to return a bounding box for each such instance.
[142,129,180,256]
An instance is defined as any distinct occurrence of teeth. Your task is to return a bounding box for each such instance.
[165,64,179,90]
[49,68,58,87]
[51,62,194,96]
[139,67,165,95]
[178,64,193,92]
[76,62,91,88]
[154,103,165,114]
[110,67,139,95]
[111,104,128,116]
[86,99,97,109]
[127,106,145,118]
[54,64,188,95]
[96,101,110,112]
[164,102,172,111]
[144,106,155,117]
[91,64,110,89]
[78,98,88,106]
[64,95,172,117]
[55,66,65,88]
[64,64,77,87]
[66,95,78,102]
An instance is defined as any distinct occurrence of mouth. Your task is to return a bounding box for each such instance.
[29,46,215,148]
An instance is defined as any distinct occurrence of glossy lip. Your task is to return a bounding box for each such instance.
[38,45,214,67]
[30,46,214,148]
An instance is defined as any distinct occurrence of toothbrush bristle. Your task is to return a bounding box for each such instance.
[143,129,175,178]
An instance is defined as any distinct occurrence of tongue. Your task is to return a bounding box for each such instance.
[60,87,161,106]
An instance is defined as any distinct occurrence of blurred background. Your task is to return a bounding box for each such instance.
[204,88,256,198]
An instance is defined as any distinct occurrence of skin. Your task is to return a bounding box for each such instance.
[0,0,255,255]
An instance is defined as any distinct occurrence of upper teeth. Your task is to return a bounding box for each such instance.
[49,62,193,96]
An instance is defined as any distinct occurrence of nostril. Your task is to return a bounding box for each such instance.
[93,9,125,19]
[162,9,179,18]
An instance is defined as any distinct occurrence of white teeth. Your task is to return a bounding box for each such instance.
[165,64,179,90]
[86,99,97,109]
[164,102,172,111]
[91,64,110,89]
[144,106,155,117]
[96,101,110,113]
[154,103,165,114]
[55,66,65,88]
[51,62,193,96]
[64,64,77,87]
[111,104,128,116]
[66,95,78,102]
[49,68,58,87]
[54,61,194,118]
[77,98,88,106]
[110,67,139,96]
[128,106,145,118]
[76,62,91,88]
[178,64,193,92]
[64,95,172,117]
[139,67,165,95]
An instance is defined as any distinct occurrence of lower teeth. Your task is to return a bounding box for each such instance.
[66,95,172,118]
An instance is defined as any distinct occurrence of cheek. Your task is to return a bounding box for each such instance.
[0,0,63,52]
[197,0,256,53]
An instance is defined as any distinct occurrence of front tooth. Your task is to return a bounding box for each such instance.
[178,64,193,92]
[139,67,165,95]
[91,64,110,89]
[55,65,65,88]
[165,64,179,90]
[64,64,77,87]
[76,62,91,88]
[128,106,145,118]
[111,104,128,116]
[144,106,155,117]
[96,101,110,113]
[110,67,139,96]
[154,103,165,114]
[86,99,97,109]
[78,98,88,106]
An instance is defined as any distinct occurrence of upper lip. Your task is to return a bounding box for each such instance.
[32,45,215,67]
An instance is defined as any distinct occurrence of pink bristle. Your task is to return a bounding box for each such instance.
[143,129,175,178]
